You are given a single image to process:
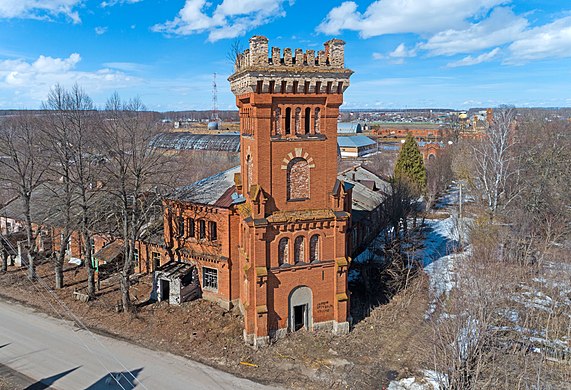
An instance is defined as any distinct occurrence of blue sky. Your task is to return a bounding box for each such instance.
[1,0,570,111]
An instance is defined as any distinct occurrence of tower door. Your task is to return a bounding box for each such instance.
[289,286,312,332]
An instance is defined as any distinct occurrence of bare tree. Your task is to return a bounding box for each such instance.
[42,84,101,295]
[0,114,48,279]
[99,93,172,312]
[471,106,519,218]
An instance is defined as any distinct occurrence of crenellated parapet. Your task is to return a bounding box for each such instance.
[229,36,353,96]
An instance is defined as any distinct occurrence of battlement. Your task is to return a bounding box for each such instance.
[235,36,347,72]
[229,36,353,96]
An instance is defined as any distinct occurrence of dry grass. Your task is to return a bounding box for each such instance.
[0,261,432,389]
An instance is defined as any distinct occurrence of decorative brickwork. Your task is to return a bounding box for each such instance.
[229,35,354,346]
[287,157,310,200]
[310,234,319,262]
[294,236,305,264]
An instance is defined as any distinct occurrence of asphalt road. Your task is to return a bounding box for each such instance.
[0,299,273,389]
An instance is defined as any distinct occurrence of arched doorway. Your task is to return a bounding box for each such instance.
[289,286,312,332]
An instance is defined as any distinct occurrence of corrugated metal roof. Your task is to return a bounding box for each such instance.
[337,122,362,133]
[337,135,376,148]
[151,133,241,152]
[173,166,240,206]
[338,166,389,212]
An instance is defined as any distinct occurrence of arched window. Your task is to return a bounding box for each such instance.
[287,157,310,200]
[285,107,291,135]
[294,236,305,264]
[314,108,321,133]
[294,107,301,134]
[304,107,311,134]
[278,237,289,265]
[274,107,281,135]
[310,235,320,262]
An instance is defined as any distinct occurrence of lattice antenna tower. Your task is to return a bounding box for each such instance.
[212,72,219,122]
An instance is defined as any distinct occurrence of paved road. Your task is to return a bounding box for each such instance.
[0,299,273,389]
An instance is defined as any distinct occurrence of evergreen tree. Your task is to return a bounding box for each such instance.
[394,133,426,193]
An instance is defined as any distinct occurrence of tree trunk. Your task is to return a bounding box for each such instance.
[27,250,36,280]
[1,249,7,272]
[55,248,65,289]
[120,270,131,313]
[82,231,96,298]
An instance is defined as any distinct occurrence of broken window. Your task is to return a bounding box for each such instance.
[152,251,161,269]
[209,221,217,241]
[202,267,218,291]
[188,218,195,238]
[133,248,139,266]
[278,237,289,265]
[177,216,185,237]
[304,107,311,134]
[199,220,206,239]
[285,107,291,134]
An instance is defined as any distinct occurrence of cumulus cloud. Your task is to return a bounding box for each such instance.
[421,7,527,56]
[0,0,82,23]
[152,0,294,42]
[507,16,571,63]
[317,0,510,38]
[447,47,501,67]
[0,53,137,103]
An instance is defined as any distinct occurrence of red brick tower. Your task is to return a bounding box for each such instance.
[229,36,354,346]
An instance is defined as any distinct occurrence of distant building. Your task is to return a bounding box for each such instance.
[337,122,362,134]
[151,133,241,153]
[337,135,377,158]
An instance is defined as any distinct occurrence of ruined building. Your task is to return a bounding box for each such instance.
[162,36,356,345]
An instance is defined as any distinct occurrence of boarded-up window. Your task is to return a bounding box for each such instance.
[278,238,289,265]
[310,235,319,262]
[294,107,301,134]
[294,236,305,264]
[287,157,310,200]
[314,108,321,133]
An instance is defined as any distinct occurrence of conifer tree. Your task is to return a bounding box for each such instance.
[394,133,426,193]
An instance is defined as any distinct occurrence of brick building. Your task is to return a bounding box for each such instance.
[162,36,360,346]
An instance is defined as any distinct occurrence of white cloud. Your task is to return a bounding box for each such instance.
[421,7,527,56]
[95,26,108,35]
[0,53,138,104]
[507,16,571,63]
[447,47,501,67]
[101,0,142,7]
[152,0,294,42]
[389,43,416,58]
[0,0,81,23]
[317,0,510,38]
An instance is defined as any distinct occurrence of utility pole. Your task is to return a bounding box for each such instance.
[458,182,463,248]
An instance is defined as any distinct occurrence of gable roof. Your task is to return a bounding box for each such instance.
[337,135,376,148]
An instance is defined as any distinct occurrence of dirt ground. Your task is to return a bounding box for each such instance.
[0,260,432,389]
